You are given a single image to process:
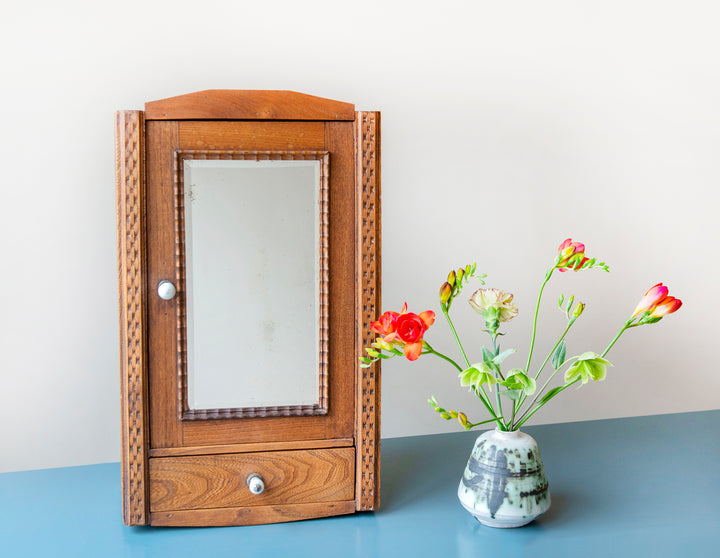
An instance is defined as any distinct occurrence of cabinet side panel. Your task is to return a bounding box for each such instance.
[355,112,381,511]
[116,110,149,525]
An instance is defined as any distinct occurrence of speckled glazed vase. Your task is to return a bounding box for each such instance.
[458,429,550,528]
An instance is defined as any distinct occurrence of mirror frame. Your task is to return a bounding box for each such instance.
[175,150,330,420]
[116,91,381,526]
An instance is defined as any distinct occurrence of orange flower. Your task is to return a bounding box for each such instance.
[371,309,400,338]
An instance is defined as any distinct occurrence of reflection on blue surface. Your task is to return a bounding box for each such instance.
[1,411,719,557]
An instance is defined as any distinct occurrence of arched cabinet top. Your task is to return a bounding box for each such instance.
[144,90,356,121]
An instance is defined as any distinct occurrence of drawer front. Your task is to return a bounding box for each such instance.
[149,447,355,512]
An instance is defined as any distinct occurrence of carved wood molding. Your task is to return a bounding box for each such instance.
[172,150,331,420]
[116,110,149,526]
[355,112,382,511]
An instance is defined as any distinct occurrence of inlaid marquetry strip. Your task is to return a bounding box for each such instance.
[173,150,330,420]
[116,110,149,526]
[355,112,381,511]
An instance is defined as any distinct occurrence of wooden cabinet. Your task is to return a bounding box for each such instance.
[116,91,381,526]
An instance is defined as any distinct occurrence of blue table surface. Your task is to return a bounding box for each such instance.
[2,410,719,557]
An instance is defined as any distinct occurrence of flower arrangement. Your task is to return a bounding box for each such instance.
[360,239,682,432]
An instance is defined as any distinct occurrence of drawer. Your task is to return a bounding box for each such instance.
[149,447,355,512]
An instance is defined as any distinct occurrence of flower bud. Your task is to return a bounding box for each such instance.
[649,296,682,318]
[447,270,456,287]
[439,282,453,304]
[632,283,669,318]
[572,302,586,318]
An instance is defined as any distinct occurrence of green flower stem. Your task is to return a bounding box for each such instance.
[424,341,504,429]
[513,318,632,430]
[515,317,576,416]
[601,320,632,358]
[475,385,506,430]
[422,343,463,372]
[442,306,472,368]
[466,417,500,429]
[533,319,575,381]
[524,269,554,375]
[517,357,576,428]
[514,378,580,430]
[490,334,505,429]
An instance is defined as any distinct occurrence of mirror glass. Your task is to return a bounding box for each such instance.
[183,159,321,410]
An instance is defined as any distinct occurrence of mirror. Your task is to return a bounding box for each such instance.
[183,158,322,410]
[177,152,330,416]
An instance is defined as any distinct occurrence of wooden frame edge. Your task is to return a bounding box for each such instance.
[145,90,355,121]
[116,110,150,526]
[355,111,382,511]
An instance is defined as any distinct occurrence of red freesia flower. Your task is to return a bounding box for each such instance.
[649,296,682,318]
[556,238,589,272]
[371,303,435,361]
[632,283,669,318]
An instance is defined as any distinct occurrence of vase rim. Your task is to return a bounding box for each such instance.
[494,427,521,435]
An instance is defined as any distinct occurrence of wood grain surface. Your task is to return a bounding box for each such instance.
[150,448,355,512]
[145,90,355,121]
[116,110,149,526]
[149,501,356,527]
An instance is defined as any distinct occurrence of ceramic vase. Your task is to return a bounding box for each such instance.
[457,429,550,528]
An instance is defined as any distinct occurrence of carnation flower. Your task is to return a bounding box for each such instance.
[468,288,519,323]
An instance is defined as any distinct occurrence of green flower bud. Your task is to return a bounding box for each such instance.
[573,302,586,318]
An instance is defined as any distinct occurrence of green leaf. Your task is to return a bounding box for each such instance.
[481,347,495,364]
[493,348,516,365]
[564,352,613,385]
[551,341,567,370]
[500,389,522,401]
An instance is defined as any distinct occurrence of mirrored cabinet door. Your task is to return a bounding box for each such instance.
[116,91,380,527]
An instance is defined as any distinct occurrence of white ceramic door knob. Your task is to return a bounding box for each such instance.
[157,280,177,300]
[246,474,265,495]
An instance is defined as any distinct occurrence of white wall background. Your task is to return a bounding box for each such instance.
[1,0,719,472]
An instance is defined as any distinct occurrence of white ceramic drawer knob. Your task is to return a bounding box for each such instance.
[157,280,177,300]
[246,474,265,495]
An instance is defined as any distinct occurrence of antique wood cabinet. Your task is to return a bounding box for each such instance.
[116,90,381,527]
